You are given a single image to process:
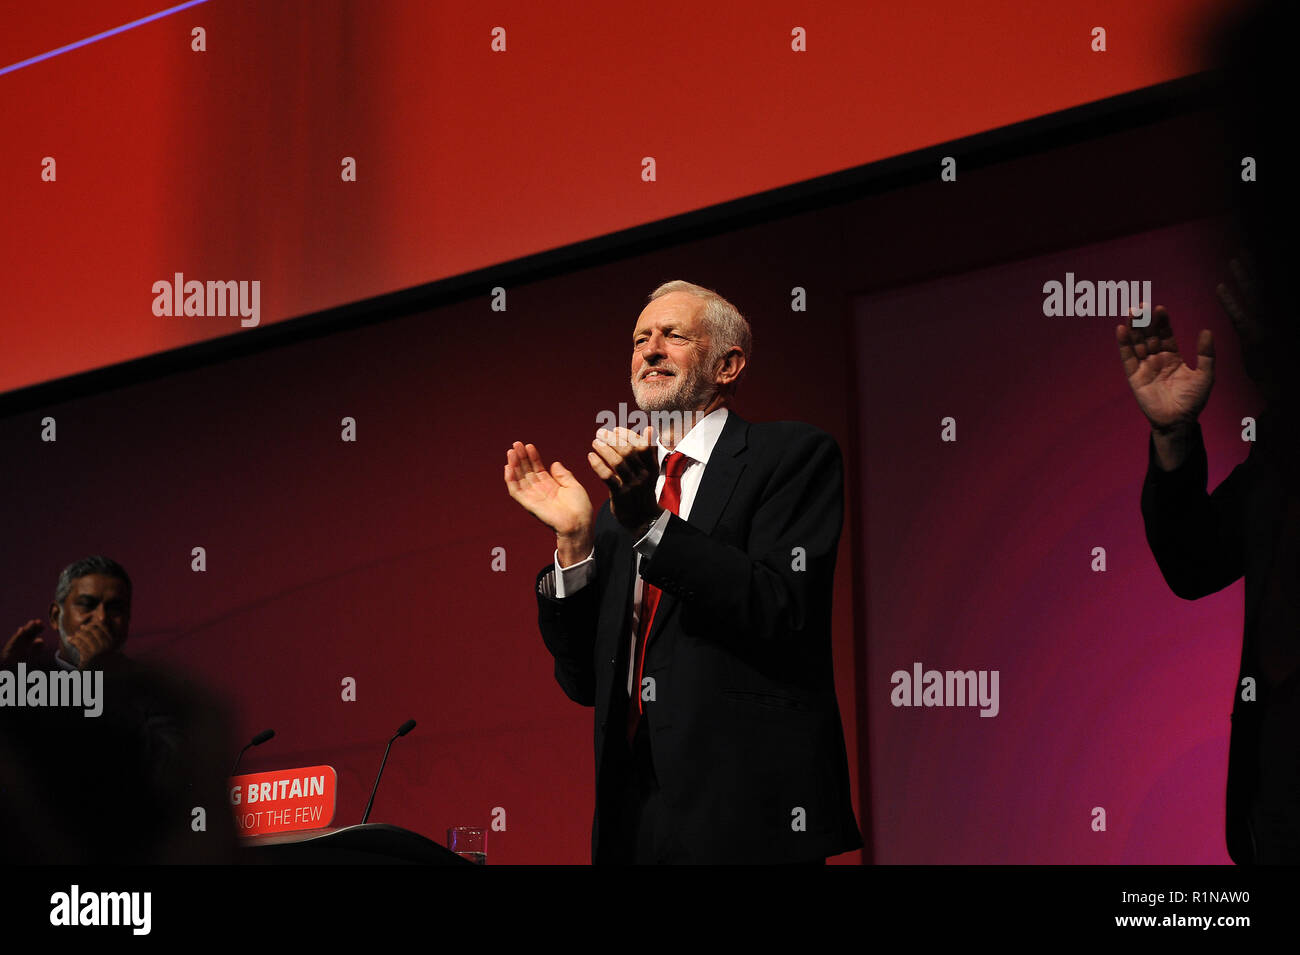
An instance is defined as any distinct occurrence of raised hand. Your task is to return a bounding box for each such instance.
[1,619,45,668]
[1116,304,1214,433]
[505,441,595,562]
[1216,251,1278,402]
[1216,253,1263,348]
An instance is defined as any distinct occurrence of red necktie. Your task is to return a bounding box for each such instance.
[627,451,689,745]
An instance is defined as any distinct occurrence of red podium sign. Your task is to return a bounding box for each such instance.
[230,765,337,836]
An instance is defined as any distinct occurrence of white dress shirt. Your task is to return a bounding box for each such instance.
[550,406,730,696]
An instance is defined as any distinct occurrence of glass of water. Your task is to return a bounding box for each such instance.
[447,826,486,864]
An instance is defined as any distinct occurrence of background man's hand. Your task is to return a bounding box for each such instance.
[588,426,662,536]
[1117,304,1213,471]
[505,441,595,566]
[64,622,116,670]
[1216,253,1263,350]
[1216,252,1276,403]
[1,619,45,668]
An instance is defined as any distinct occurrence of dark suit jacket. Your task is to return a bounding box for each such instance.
[0,647,238,862]
[535,410,862,863]
[1141,415,1295,864]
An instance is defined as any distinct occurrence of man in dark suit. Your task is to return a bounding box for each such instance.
[0,556,238,862]
[505,280,861,863]
[1119,0,1300,865]
[1120,280,1300,864]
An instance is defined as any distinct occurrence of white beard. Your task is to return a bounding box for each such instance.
[632,362,715,413]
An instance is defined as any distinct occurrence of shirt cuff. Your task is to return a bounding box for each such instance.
[633,509,672,559]
[551,547,595,598]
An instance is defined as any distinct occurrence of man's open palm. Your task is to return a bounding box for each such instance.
[1117,305,1214,431]
[505,441,593,537]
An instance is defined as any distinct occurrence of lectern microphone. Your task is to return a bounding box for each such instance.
[231,728,275,776]
[361,719,417,824]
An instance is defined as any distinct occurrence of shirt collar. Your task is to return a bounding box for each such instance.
[657,406,729,468]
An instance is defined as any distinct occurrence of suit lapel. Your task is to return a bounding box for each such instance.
[594,506,637,727]
[601,505,637,656]
[644,410,750,646]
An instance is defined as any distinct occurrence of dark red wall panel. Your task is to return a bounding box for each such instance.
[2,0,1243,394]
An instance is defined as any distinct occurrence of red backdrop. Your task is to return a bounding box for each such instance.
[2,0,1258,867]
[0,98,1240,862]
[2,0,1242,395]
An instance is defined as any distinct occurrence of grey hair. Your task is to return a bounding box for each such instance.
[54,556,132,605]
[648,280,752,390]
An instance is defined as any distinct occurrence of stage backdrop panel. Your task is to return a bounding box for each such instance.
[1,0,1240,394]
[0,250,863,864]
[855,217,1253,863]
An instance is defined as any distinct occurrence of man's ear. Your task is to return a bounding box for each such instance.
[715,347,745,387]
[49,603,61,630]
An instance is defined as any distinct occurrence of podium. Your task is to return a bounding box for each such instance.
[240,823,475,865]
